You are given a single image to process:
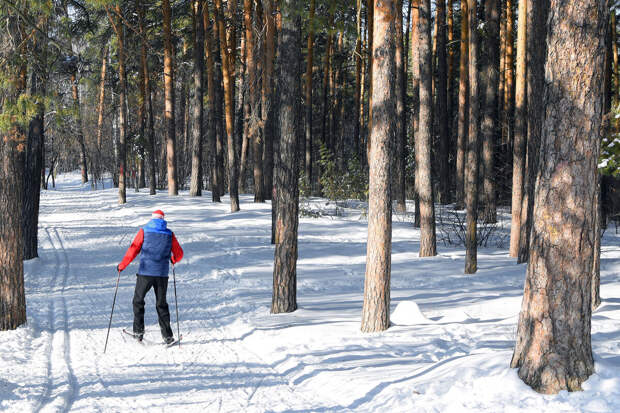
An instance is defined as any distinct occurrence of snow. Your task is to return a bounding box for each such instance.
[2,171,620,412]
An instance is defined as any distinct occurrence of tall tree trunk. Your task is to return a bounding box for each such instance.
[108,6,127,204]
[510,0,607,393]
[411,0,421,228]
[163,0,178,195]
[23,29,46,261]
[503,0,514,151]
[481,0,499,224]
[416,0,437,257]
[517,0,547,264]
[613,12,619,103]
[447,0,454,131]
[464,0,480,274]
[436,0,449,204]
[215,0,240,212]
[592,173,602,310]
[1,16,27,330]
[272,0,301,314]
[214,37,227,198]
[304,0,316,184]
[393,0,406,213]
[245,0,264,202]
[361,0,396,333]
[96,45,108,185]
[321,6,335,152]
[190,0,205,196]
[353,0,362,163]
[366,0,374,163]
[509,0,528,257]
[204,1,220,202]
[456,0,469,209]
[262,0,276,200]
[138,0,157,195]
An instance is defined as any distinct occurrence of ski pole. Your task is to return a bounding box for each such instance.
[172,263,180,348]
[104,269,122,353]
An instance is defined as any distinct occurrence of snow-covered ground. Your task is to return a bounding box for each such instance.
[2,171,620,412]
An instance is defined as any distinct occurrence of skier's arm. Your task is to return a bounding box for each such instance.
[171,233,184,264]
[118,229,144,271]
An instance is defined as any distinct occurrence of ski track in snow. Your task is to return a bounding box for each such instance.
[2,172,620,412]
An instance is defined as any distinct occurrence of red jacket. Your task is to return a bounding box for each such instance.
[118,228,184,272]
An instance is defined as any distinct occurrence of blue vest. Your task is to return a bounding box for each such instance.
[138,219,173,277]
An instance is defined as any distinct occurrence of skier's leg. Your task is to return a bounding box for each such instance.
[154,276,173,339]
[132,275,152,335]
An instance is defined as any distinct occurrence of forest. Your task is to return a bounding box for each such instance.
[0,0,617,408]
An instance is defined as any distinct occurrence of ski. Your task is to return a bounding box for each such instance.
[165,334,182,348]
[122,328,182,347]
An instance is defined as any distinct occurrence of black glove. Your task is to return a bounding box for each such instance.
[116,265,121,273]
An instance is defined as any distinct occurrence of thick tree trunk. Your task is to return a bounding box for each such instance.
[464,0,480,274]
[518,0,548,264]
[1,17,27,330]
[262,0,276,200]
[435,0,450,205]
[361,0,395,333]
[190,1,205,196]
[272,0,301,314]
[163,0,178,195]
[416,0,437,258]
[510,0,607,394]
[456,0,469,209]
[481,0,499,224]
[215,0,240,212]
[509,0,528,257]
[138,0,156,195]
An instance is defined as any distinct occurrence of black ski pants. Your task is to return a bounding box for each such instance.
[132,275,173,339]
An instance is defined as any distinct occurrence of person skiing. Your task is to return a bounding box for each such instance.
[117,209,183,344]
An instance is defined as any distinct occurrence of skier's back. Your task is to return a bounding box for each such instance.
[117,210,183,343]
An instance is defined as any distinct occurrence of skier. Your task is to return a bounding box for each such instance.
[117,209,184,344]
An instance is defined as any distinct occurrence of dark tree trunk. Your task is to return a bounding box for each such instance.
[411,0,421,228]
[481,0,499,224]
[517,0,548,264]
[23,66,45,260]
[592,173,602,311]
[204,1,221,202]
[510,0,607,394]
[262,0,276,200]
[416,0,437,257]
[436,0,450,205]
[353,0,362,164]
[272,0,301,314]
[1,17,27,330]
[464,0,480,274]
[305,0,316,188]
[360,0,396,333]
[190,0,205,197]
[393,0,406,213]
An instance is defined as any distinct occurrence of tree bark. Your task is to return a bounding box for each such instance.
[509,0,528,257]
[23,36,46,261]
[163,0,178,195]
[510,0,607,394]
[215,0,240,212]
[1,16,27,330]
[96,44,108,186]
[503,0,515,153]
[353,0,362,164]
[262,0,276,200]
[416,0,437,258]
[361,0,395,333]
[272,0,301,314]
[411,0,421,228]
[204,1,221,202]
[481,0,499,224]
[393,0,406,213]
[456,0,469,209]
[464,0,480,274]
[518,0,548,264]
[436,0,450,204]
[190,1,205,196]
